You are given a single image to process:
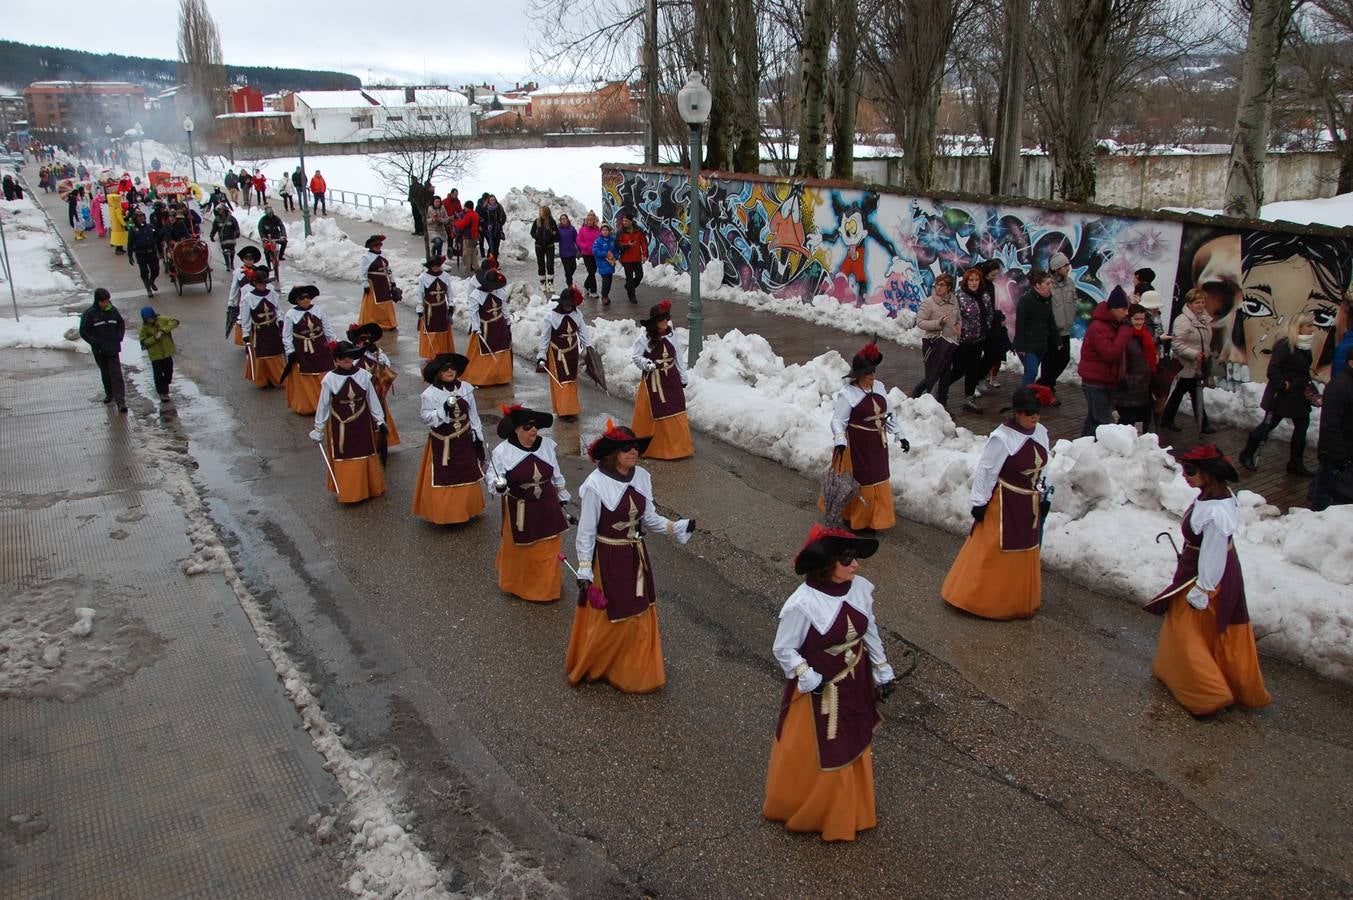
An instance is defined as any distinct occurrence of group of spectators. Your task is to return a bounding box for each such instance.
[223,166,328,216]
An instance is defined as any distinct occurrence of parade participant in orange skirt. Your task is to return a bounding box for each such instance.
[566,421,695,692]
[1144,445,1271,716]
[310,342,387,504]
[764,525,897,842]
[281,285,337,415]
[536,287,592,418]
[412,352,486,525]
[348,323,401,447]
[825,342,909,531]
[941,386,1053,619]
[416,255,456,359]
[226,245,262,346]
[357,234,400,331]
[238,266,286,388]
[630,300,693,459]
[489,405,572,602]
[463,260,513,386]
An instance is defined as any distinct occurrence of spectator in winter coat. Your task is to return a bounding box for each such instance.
[1312,350,1353,509]
[78,288,127,412]
[67,187,81,228]
[481,195,506,258]
[530,205,560,292]
[127,214,160,295]
[409,179,426,235]
[1161,288,1215,433]
[978,258,1008,393]
[946,267,991,411]
[557,214,580,289]
[577,211,602,297]
[291,167,307,211]
[592,223,618,305]
[1077,287,1134,437]
[278,175,294,211]
[455,201,480,273]
[309,171,327,215]
[252,172,267,204]
[138,306,179,402]
[427,198,449,256]
[616,214,648,304]
[912,273,961,404]
[1015,270,1056,388]
[442,188,462,219]
[1111,304,1157,431]
[240,167,254,207]
[1038,251,1077,401]
[1240,313,1319,476]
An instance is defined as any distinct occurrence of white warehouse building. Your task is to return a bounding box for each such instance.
[291,88,474,144]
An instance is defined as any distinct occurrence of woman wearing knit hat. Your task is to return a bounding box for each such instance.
[281,286,337,415]
[357,234,400,331]
[630,300,693,459]
[412,352,485,525]
[763,525,897,842]
[1144,445,1270,715]
[463,261,514,386]
[565,420,695,693]
[348,322,401,448]
[941,385,1053,619]
[310,341,387,504]
[416,255,456,360]
[823,341,909,532]
[537,287,592,417]
[488,405,571,601]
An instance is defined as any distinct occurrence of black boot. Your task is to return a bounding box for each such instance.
[1287,433,1311,476]
[1239,437,1261,472]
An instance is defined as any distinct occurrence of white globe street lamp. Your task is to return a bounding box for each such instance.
[676,72,712,368]
[182,115,197,183]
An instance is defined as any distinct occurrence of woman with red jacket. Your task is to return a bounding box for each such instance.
[615,213,649,305]
[1076,287,1134,437]
[1111,303,1158,432]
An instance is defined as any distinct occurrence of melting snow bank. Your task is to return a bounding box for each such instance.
[0,314,86,352]
[0,194,80,299]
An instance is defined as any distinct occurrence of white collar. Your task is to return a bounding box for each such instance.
[582,466,653,511]
[992,422,1049,455]
[780,576,874,634]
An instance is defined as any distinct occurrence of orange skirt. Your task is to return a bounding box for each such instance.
[410,440,484,524]
[763,692,876,841]
[379,394,400,447]
[547,355,581,417]
[565,570,665,693]
[496,516,563,601]
[817,446,894,531]
[232,322,244,346]
[1152,595,1272,716]
[418,319,455,359]
[941,488,1041,619]
[464,336,513,386]
[325,452,386,504]
[358,287,399,331]
[245,352,285,388]
[285,370,323,415]
[631,387,693,460]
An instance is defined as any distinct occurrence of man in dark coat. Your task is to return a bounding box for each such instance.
[1312,350,1353,509]
[78,288,128,412]
[1076,287,1133,438]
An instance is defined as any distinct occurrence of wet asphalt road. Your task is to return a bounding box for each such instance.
[33,174,1353,897]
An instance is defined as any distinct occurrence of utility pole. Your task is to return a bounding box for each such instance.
[993,0,1027,197]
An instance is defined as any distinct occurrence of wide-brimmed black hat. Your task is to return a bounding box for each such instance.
[1171,444,1239,483]
[586,419,652,461]
[346,322,382,343]
[793,524,879,575]
[364,234,386,250]
[332,340,365,360]
[495,404,555,439]
[641,299,672,326]
[845,341,882,380]
[238,245,262,262]
[475,263,506,292]
[288,284,320,305]
[424,255,446,269]
[553,286,581,312]
[422,352,468,384]
[1007,384,1054,413]
[249,265,271,281]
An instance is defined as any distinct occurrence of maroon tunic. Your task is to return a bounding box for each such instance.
[996,436,1048,552]
[248,294,284,358]
[325,374,377,460]
[367,254,394,301]
[547,317,581,385]
[845,391,890,486]
[592,483,657,622]
[428,394,480,487]
[1144,503,1250,632]
[423,279,451,333]
[502,452,568,544]
[291,311,333,374]
[640,337,686,419]
[775,594,880,771]
[475,295,511,353]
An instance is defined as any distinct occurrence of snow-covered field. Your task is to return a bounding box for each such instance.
[0,192,87,352]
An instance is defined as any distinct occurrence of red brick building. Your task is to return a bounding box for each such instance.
[23,81,145,137]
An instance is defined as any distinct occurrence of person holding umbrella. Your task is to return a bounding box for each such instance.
[311,341,387,504]
[941,385,1053,619]
[463,260,514,386]
[537,287,593,418]
[412,352,486,525]
[489,405,572,602]
[822,342,909,532]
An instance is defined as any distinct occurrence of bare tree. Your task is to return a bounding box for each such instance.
[732,0,763,171]
[177,0,228,141]
[829,0,862,179]
[991,0,1029,195]
[796,0,833,175]
[1287,0,1353,191]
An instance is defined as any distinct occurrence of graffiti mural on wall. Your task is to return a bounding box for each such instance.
[602,165,1351,372]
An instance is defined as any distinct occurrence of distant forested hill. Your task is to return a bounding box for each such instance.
[0,40,360,93]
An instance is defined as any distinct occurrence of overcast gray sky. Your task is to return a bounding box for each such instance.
[4,0,541,89]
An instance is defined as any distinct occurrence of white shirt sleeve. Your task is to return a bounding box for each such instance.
[420,388,449,427]
[239,296,254,339]
[468,294,484,333]
[319,307,337,342]
[538,316,553,357]
[861,611,894,683]
[631,335,649,371]
[831,389,853,445]
[969,433,1007,507]
[313,375,333,431]
[487,441,510,484]
[772,604,812,678]
[1191,500,1237,603]
[575,312,592,349]
[281,309,294,353]
[227,271,243,307]
[543,442,566,490]
[575,484,600,565]
[362,372,386,427]
[463,386,483,442]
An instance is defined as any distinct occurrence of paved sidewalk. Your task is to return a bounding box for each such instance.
[0,350,340,898]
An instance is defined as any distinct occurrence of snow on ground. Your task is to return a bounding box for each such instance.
[1,193,79,299]
[0,313,86,352]
[1162,191,1353,228]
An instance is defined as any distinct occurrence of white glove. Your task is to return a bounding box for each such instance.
[308,429,323,443]
[557,489,571,504]
[672,518,694,545]
[576,564,593,583]
[833,435,847,449]
[642,359,656,372]
[492,477,509,494]
[1186,586,1210,610]
[797,668,823,693]
[680,376,688,387]
[535,357,546,368]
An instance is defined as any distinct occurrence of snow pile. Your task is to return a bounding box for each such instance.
[0,314,87,352]
[0,194,79,298]
[499,187,588,263]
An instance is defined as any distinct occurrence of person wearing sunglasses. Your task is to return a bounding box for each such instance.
[566,420,695,693]
[763,525,897,842]
[412,353,485,525]
[488,405,571,602]
[942,385,1053,619]
[1143,445,1270,716]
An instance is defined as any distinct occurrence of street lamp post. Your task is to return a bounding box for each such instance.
[130,123,146,180]
[182,115,197,183]
[293,115,312,237]
[676,72,712,368]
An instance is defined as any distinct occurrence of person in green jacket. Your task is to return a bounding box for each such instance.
[1014,269,1056,388]
[138,306,179,402]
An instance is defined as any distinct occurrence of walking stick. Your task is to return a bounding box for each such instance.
[316,434,339,488]
[1155,531,1181,560]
